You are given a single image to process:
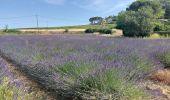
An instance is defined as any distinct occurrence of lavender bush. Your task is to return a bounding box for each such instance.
[0,34,170,99]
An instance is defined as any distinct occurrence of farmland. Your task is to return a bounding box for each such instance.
[0,34,170,99]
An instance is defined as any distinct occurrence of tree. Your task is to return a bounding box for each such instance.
[165,3,170,19]
[117,7,155,37]
[116,12,126,29]
[155,0,170,19]
[89,17,103,25]
[127,0,164,18]
[117,0,166,37]
[105,16,117,24]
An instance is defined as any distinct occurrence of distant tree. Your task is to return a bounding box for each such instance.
[89,17,103,25]
[105,16,117,24]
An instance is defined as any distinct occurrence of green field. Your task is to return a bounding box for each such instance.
[20,24,116,30]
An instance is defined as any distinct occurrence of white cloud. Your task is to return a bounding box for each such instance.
[43,0,66,5]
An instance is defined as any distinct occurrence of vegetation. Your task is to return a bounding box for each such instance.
[85,28,112,34]
[0,77,47,100]
[158,0,170,19]
[117,0,169,37]
[89,16,117,25]
[89,16,103,25]
[21,24,116,30]
[1,35,170,99]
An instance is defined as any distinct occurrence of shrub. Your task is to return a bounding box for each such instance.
[85,29,112,34]
[98,29,112,34]
[156,52,170,68]
[85,29,95,33]
[65,29,69,33]
[154,23,165,31]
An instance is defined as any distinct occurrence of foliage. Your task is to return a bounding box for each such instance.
[105,16,117,24]
[158,0,170,19]
[154,22,166,31]
[156,51,170,68]
[98,29,112,34]
[85,28,112,34]
[116,12,126,29]
[117,7,155,37]
[127,0,164,18]
[117,0,164,37]
[85,28,95,33]
[89,16,103,25]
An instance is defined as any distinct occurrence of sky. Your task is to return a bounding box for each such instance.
[0,0,135,28]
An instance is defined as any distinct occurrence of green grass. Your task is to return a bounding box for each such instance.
[156,51,170,68]
[21,24,116,30]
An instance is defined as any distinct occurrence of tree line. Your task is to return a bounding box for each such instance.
[89,16,117,25]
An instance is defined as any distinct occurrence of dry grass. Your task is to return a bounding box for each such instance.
[150,69,170,84]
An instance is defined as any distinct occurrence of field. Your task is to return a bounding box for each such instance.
[20,24,116,30]
[0,34,170,99]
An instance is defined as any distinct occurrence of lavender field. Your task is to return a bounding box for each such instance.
[0,34,170,99]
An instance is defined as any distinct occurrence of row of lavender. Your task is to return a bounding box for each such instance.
[0,34,170,99]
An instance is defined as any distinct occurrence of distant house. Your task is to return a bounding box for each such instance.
[159,19,169,23]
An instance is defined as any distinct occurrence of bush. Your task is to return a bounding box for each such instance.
[98,29,112,34]
[85,29,112,34]
[65,29,69,33]
[85,29,95,33]
[117,7,155,37]
[156,52,170,68]
[154,23,165,31]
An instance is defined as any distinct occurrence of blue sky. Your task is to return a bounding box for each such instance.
[0,0,135,28]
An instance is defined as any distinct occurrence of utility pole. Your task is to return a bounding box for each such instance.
[35,15,39,33]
